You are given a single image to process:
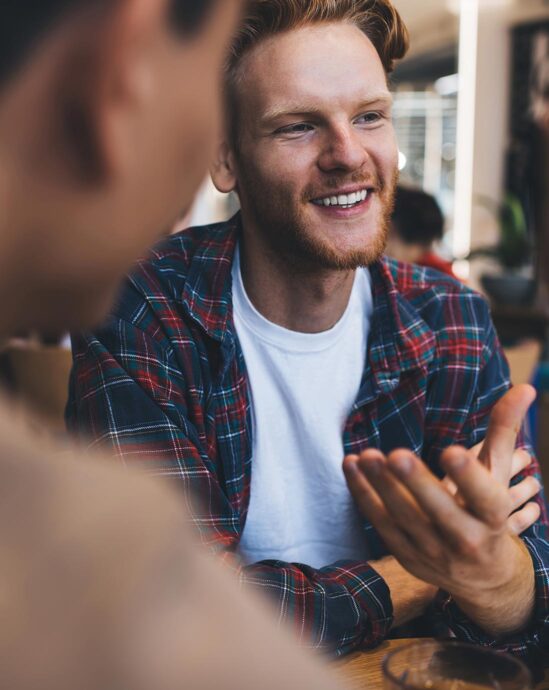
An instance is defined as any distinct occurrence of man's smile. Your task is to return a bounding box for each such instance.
[311,186,371,209]
[309,184,377,219]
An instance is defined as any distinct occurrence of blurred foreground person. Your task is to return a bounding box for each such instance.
[386,186,457,279]
[0,2,347,689]
[69,0,548,660]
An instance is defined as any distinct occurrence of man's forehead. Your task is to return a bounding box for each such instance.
[239,22,389,114]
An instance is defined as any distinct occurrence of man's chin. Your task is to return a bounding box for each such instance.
[291,239,386,272]
[297,224,388,269]
[297,209,389,270]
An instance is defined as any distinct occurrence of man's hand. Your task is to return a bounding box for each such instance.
[343,385,539,637]
[464,444,540,534]
[476,384,540,533]
[444,385,540,535]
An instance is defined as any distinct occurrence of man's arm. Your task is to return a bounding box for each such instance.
[344,384,549,652]
[370,444,541,632]
[68,300,542,653]
[69,316,393,655]
[370,556,437,627]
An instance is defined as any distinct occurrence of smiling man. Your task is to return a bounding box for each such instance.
[69,0,549,658]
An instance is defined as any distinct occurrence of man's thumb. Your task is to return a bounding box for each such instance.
[478,384,536,485]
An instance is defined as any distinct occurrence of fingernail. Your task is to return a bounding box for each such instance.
[392,454,413,476]
[363,456,383,476]
[345,460,359,476]
[447,453,468,470]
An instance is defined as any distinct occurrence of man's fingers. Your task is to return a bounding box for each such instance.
[470,441,483,459]
[355,452,440,548]
[508,475,541,513]
[382,449,484,550]
[439,447,509,528]
[473,434,532,484]
[508,502,541,535]
[478,384,536,485]
[343,453,388,518]
[510,450,533,480]
[441,474,458,497]
[343,453,419,555]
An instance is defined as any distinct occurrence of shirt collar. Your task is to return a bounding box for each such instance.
[180,217,435,379]
[361,258,436,401]
[181,213,240,345]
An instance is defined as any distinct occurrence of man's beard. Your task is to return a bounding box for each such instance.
[238,169,398,272]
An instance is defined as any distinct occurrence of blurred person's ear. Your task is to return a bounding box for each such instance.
[211,140,238,193]
[2,1,176,184]
[4,0,241,195]
[54,0,169,183]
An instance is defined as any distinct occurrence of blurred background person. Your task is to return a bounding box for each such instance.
[0,1,349,689]
[386,185,458,279]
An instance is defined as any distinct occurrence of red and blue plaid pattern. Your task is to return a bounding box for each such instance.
[68,214,549,658]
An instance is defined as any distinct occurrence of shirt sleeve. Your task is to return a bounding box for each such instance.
[68,316,393,656]
[432,300,549,659]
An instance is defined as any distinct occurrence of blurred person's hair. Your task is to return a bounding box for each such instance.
[391,186,445,248]
[0,0,219,87]
[224,0,409,146]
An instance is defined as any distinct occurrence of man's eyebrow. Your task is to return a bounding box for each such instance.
[261,93,394,123]
[261,104,323,122]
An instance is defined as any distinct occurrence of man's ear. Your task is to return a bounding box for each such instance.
[211,140,238,193]
[56,0,166,183]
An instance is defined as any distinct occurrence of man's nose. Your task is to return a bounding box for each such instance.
[317,125,368,173]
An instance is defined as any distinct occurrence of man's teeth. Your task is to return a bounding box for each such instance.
[314,189,369,208]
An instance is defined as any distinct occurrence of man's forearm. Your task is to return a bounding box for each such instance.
[371,556,437,628]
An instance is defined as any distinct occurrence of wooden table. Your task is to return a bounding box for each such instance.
[336,639,413,689]
[336,639,549,690]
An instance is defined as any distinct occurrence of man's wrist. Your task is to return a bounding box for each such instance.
[451,537,535,636]
[371,556,437,628]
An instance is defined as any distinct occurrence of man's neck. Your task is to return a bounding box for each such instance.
[239,230,356,334]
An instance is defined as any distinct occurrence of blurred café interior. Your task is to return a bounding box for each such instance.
[3,0,549,480]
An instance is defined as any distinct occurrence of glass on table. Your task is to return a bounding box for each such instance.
[382,640,532,690]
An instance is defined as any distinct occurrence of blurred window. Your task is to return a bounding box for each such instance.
[393,86,458,255]
[391,45,459,255]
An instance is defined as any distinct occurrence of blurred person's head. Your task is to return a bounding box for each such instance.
[211,0,408,272]
[386,185,445,263]
[0,0,242,333]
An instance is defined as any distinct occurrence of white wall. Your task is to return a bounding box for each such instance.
[473,0,548,240]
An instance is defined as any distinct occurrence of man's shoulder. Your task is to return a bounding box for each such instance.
[110,217,238,330]
[380,256,492,330]
[133,218,236,295]
[383,256,480,301]
[382,255,465,293]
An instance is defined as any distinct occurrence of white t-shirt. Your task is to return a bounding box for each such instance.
[232,247,373,569]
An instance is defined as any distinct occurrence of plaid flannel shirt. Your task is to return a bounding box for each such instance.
[68,214,549,658]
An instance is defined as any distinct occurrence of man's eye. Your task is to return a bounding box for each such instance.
[356,112,384,125]
[275,123,313,135]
